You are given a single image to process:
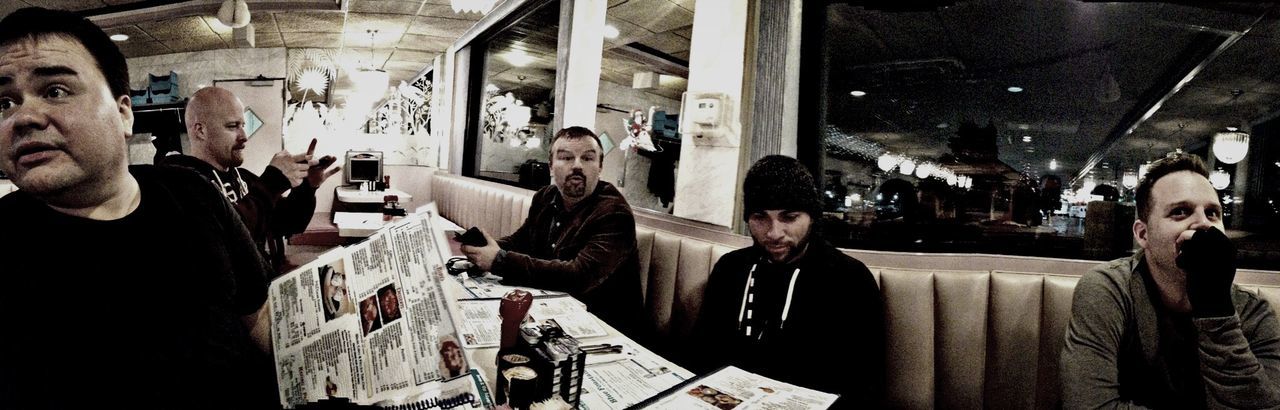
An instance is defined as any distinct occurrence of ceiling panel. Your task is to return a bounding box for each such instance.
[396,33,453,52]
[351,0,423,15]
[611,0,694,34]
[273,11,345,33]
[282,32,344,48]
[408,16,477,38]
[164,35,226,53]
[137,15,214,40]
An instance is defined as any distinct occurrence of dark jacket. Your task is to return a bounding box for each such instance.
[493,181,644,337]
[162,154,316,272]
[688,240,886,408]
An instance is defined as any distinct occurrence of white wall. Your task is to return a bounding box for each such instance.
[595,80,681,212]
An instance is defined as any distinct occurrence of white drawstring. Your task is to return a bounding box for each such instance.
[780,268,800,330]
[738,263,801,337]
[737,264,757,336]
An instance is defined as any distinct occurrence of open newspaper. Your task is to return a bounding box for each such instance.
[631,366,839,409]
[269,204,489,408]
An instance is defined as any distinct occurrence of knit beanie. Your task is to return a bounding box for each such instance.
[742,155,823,221]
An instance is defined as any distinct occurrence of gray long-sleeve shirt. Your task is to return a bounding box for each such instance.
[1061,250,1280,409]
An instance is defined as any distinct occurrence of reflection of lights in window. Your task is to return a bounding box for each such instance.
[914,162,933,179]
[876,193,883,201]
[877,153,899,172]
[1121,171,1138,189]
[1139,162,1151,179]
[850,90,867,97]
[508,138,522,147]
[504,105,530,129]
[525,137,541,148]
[504,49,536,67]
[1209,169,1231,190]
[1022,135,1032,143]
[1222,194,1234,205]
[485,84,499,93]
[1049,159,1059,171]
[1007,86,1024,93]
[110,34,129,42]
[825,190,835,198]
[898,159,916,176]
[603,24,620,39]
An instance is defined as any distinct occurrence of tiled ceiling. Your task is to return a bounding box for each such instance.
[823,1,1280,183]
[5,0,694,109]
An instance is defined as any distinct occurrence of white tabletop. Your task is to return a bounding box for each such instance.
[333,211,396,237]
[335,186,413,204]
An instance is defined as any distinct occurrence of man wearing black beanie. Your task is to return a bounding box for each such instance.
[686,155,885,408]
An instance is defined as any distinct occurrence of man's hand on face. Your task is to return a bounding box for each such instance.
[303,138,341,187]
[1177,226,1237,318]
[460,228,501,271]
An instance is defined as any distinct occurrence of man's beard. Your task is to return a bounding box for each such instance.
[562,172,587,198]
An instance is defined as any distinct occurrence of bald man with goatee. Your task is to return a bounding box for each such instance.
[163,86,340,273]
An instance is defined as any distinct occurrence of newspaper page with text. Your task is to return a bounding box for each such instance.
[632,366,839,409]
[269,205,486,408]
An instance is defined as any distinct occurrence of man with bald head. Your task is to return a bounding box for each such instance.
[164,86,340,272]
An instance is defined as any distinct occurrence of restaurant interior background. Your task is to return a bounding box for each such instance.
[5,0,1276,270]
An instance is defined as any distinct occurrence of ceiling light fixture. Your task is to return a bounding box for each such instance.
[1122,171,1138,189]
[504,49,536,67]
[1049,159,1059,171]
[876,153,899,172]
[850,90,867,97]
[452,0,499,14]
[109,34,129,42]
[1007,86,1024,93]
[603,24,620,39]
[1022,135,1032,143]
[216,0,251,29]
[1213,130,1249,164]
[1209,169,1231,190]
[898,159,916,176]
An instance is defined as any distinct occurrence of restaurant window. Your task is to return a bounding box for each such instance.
[595,0,694,214]
[467,1,561,188]
[800,1,1278,269]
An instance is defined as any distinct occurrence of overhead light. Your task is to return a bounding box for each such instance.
[1049,159,1058,171]
[216,0,251,29]
[1139,162,1151,179]
[1210,169,1231,190]
[1122,171,1138,189]
[914,162,934,179]
[1212,131,1249,164]
[898,159,916,176]
[603,24,620,39]
[109,34,129,42]
[504,49,536,67]
[850,90,867,97]
[452,0,499,14]
[1022,135,1032,143]
[1017,124,1030,130]
[1007,86,1024,93]
[877,153,899,172]
[1226,126,1239,132]
[936,123,949,129]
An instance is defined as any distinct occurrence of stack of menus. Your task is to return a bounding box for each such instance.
[269,204,490,408]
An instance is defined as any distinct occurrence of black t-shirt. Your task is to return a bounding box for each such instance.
[0,166,274,409]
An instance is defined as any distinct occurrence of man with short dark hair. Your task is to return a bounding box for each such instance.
[460,126,643,336]
[0,7,276,409]
[163,86,339,272]
[1062,153,1280,408]
[689,155,885,407]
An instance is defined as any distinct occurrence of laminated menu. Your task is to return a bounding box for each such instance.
[630,366,839,409]
[269,204,489,408]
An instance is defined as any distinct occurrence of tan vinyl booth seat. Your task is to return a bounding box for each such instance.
[427,172,1280,409]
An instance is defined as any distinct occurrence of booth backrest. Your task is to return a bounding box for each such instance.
[428,173,1280,408]
[432,173,532,238]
